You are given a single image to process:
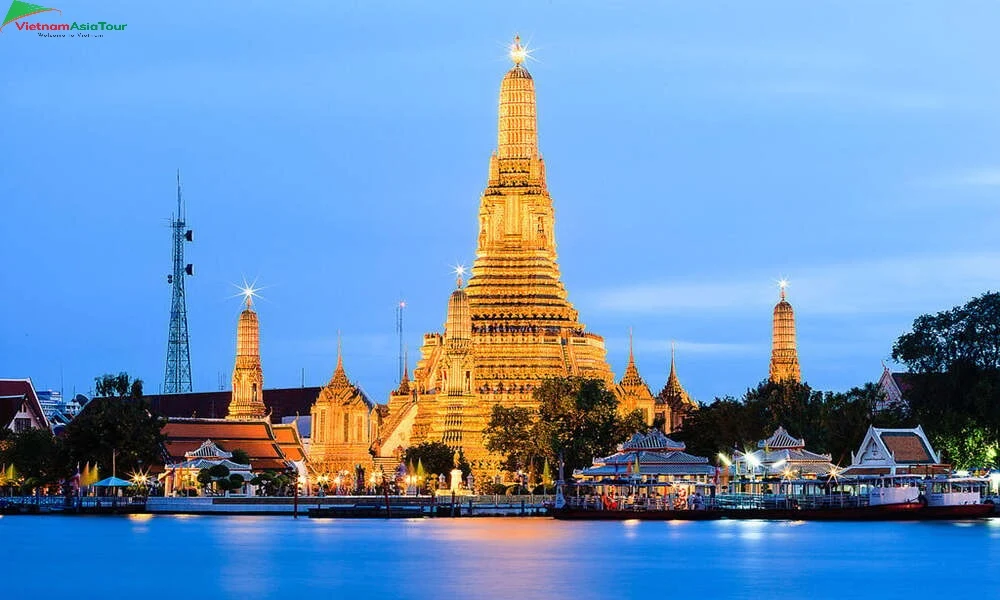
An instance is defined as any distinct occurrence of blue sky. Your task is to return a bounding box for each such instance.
[3,1,1000,403]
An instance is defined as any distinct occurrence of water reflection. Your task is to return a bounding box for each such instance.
[0,517,997,599]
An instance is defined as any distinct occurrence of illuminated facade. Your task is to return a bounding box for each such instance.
[371,37,688,477]
[768,282,801,383]
[308,341,379,475]
[656,346,698,432]
[616,334,656,427]
[227,295,266,420]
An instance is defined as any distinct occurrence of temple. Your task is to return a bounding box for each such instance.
[769,280,801,383]
[371,37,621,477]
[227,293,266,420]
[308,338,379,475]
[841,425,949,476]
[733,426,834,479]
[655,344,698,432]
[616,332,656,426]
[157,288,307,493]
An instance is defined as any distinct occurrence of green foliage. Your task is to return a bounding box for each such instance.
[230,449,251,465]
[403,441,471,479]
[892,292,1000,467]
[250,471,291,496]
[674,380,910,466]
[0,428,64,488]
[94,372,144,399]
[484,377,642,479]
[63,376,165,476]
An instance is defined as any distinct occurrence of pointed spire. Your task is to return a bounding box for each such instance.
[497,34,538,161]
[770,279,802,383]
[396,345,411,395]
[509,34,527,65]
[336,330,343,370]
[628,327,635,365]
[620,328,644,388]
[669,340,677,378]
[329,331,350,390]
[660,342,694,408]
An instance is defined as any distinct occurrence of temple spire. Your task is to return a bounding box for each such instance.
[228,290,266,420]
[670,340,677,377]
[769,280,802,383]
[628,327,635,365]
[496,34,538,161]
[329,331,350,390]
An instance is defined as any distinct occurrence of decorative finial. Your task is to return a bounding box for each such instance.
[670,341,677,374]
[336,330,343,370]
[233,277,261,310]
[628,327,635,363]
[509,34,528,65]
[453,264,466,288]
[778,279,789,301]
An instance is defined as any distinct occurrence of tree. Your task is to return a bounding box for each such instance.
[0,428,65,491]
[403,441,471,481]
[63,373,165,477]
[483,405,543,474]
[230,449,251,466]
[673,380,910,465]
[94,372,144,400]
[483,377,643,480]
[892,292,1000,467]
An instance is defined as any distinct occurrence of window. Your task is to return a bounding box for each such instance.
[14,418,31,432]
[343,413,350,442]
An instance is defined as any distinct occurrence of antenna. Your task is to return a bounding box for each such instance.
[396,296,406,384]
[163,169,194,394]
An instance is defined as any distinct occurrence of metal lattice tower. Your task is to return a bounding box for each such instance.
[163,170,194,393]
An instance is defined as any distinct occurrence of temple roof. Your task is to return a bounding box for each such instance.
[161,418,293,471]
[582,448,714,477]
[318,341,374,410]
[657,347,696,409]
[184,439,232,460]
[621,429,685,452]
[758,426,805,450]
[0,379,49,430]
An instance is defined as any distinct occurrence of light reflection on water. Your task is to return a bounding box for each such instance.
[1,516,999,599]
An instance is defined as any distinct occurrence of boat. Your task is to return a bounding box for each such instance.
[919,476,995,519]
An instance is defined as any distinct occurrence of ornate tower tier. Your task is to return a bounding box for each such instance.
[379,36,616,477]
[769,281,802,383]
[309,338,377,473]
[462,36,614,403]
[227,295,266,420]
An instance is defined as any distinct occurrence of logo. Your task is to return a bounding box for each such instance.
[1,0,127,36]
[1,1,59,31]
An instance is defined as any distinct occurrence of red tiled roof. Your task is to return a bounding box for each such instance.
[272,424,306,462]
[161,418,292,471]
[163,420,272,440]
[272,425,297,444]
[0,379,48,429]
[880,432,934,463]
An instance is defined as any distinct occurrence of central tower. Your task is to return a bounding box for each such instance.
[461,37,615,406]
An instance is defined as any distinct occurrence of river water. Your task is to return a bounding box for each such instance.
[2,515,998,599]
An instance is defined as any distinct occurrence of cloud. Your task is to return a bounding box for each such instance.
[588,252,1000,316]
[745,79,955,111]
[605,337,762,357]
[918,167,1000,187]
